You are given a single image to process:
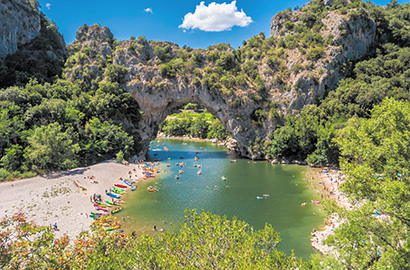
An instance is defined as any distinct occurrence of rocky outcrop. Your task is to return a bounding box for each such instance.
[0,0,66,87]
[64,3,377,160]
[0,0,41,58]
[270,8,376,111]
[127,82,267,159]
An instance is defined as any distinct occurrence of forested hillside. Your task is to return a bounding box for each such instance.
[1,0,410,178]
[1,0,410,267]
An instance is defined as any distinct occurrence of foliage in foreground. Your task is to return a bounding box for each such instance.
[312,98,410,269]
[0,210,304,269]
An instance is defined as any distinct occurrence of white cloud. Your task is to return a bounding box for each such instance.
[45,3,51,10]
[144,7,153,14]
[179,1,252,32]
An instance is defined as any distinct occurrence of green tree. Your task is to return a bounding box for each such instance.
[80,117,133,164]
[0,210,304,269]
[325,98,410,269]
[25,122,79,172]
[190,114,210,138]
[103,64,127,84]
[208,119,229,140]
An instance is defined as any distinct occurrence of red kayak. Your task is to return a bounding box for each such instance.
[114,184,127,189]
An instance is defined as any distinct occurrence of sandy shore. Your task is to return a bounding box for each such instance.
[304,167,350,255]
[0,159,145,239]
[0,142,350,254]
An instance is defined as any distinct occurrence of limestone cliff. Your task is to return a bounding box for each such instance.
[0,0,41,58]
[0,0,66,87]
[63,3,377,160]
[270,8,376,110]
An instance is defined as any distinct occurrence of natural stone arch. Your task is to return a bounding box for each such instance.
[65,11,377,160]
[127,83,272,160]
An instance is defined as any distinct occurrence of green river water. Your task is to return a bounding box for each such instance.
[119,138,323,259]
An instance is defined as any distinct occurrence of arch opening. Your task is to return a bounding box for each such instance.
[128,84,269,159]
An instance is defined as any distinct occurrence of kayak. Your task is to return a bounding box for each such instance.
[94,202,111,208]
[112,207,123,214]
[131,186,136,191]
[114,184,127,189]
[105,200,115,205]
[147,188,158,192]
[126,178,135,184]
[111,188,125,194]
[123,179,133,186]
[91,212,107,216]
[113,186,125,192]
[96,206,108,212]
[104,226,119,231]
[107,192,121,199]
[94,202,111,207]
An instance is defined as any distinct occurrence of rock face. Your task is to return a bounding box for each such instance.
[127,82,266,159]
[270,8,376,111]
[0,0,41,58]
[64,4,377,160]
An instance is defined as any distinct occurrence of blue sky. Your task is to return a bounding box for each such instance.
[37,0,406,49]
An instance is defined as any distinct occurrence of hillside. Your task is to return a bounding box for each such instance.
[62,0,380,160]
[1,0,410,176]
[1,0,410,269]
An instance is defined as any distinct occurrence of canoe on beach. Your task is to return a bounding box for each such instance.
[96,206,108,212]
[107,192,121,199]
[114,184,127,189]
[123,179,133,186]
[111,188,125,194]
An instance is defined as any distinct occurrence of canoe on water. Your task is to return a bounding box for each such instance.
[104,226,120,231]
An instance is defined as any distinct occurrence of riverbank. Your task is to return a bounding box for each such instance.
[156,133,239,152]
[305,167,349,255]
[0,159,145,239]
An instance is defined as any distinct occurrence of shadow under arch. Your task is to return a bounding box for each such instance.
[127,83,277,160]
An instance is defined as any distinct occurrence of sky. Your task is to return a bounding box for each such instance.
[37,0,407,49]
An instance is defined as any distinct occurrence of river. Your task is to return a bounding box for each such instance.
[119,138,323,259]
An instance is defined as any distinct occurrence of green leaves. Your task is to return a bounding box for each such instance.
[25,122,79,172]
[322,98,410,269]
[0,210,303,269]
